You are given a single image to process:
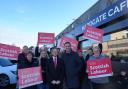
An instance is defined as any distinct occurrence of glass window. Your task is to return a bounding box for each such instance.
[0,58,13,67]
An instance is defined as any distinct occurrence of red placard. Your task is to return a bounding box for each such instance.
[38,32,55,45]
[87,58,113,79]
[18,67,43,89]
[83,25,104,43]
[60,37,78,52]
[0,43,20,59]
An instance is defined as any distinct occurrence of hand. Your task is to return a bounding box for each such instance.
[51,80,56,85]
[56,80,60,84]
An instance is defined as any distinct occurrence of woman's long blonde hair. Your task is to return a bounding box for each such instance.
[38,50,49,65]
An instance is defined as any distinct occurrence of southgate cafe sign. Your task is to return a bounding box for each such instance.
[82,0,128,28]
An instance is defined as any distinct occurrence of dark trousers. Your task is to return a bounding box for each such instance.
[68,88,79,89]
[49,84,63,89]
[92,82,110,89]
[22,85,37,89]
[37,83,49,89]
[81,78,92,89]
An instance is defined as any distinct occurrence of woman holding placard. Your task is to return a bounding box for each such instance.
[88,46,111,89]
[18,51,39,89]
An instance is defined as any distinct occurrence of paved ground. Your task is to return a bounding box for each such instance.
[0,84,16,89]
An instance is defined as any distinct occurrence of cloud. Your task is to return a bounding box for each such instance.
[0,26,37,48]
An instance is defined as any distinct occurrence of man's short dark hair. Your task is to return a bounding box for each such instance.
[23,45,28,48]
[64,42,71,46]
[51,46,58,52]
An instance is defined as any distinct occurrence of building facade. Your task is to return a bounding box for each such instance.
[56,0,128,57]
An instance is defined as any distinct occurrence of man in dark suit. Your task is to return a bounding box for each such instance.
[46,47,65,89]
[61,42,82,89]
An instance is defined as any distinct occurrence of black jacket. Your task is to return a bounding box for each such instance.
[61,51,82,88]
[79,56,86,82]
[81,54,92,81]
[84,54,90,74]
[17,53,26,69]
[18,58,39,89]
[35,46,40,57]
[46,57,65,84]
[18,58,39,69]
[18,52,26,60]
[40,57,48,83]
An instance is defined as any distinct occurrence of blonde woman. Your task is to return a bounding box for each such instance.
[38,50,49,89]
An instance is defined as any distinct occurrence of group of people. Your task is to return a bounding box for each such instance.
[17,42,110,89]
